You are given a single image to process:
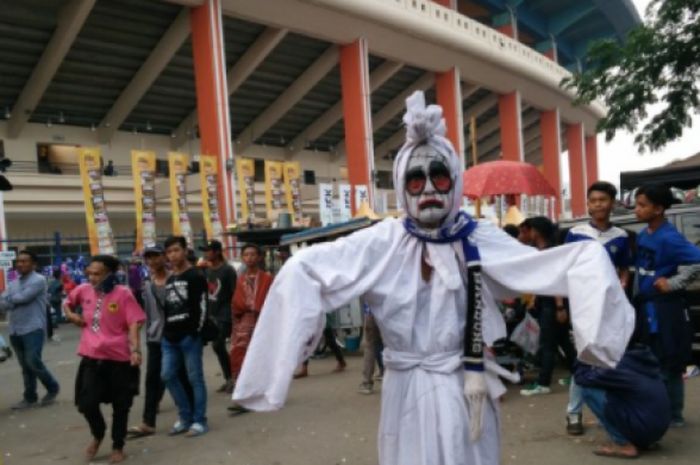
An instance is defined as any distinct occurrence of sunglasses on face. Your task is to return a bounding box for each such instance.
[405,161,453,196]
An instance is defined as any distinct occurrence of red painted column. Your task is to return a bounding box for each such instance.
[340,38,375,214]
[435,68,464,167]
[585,135,599,186]
[191,0,235,252]
[540,109,562,218]
[498,91,524,162]
[566,123,587,217]
[432,1,464,167]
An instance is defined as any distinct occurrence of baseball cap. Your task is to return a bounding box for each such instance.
[199,239,223,252]
[143,245,164,257]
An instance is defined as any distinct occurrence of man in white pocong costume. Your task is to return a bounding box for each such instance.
[233,91,635,465]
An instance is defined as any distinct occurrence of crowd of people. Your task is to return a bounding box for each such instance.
[0,234,365,463]
[1,163,699,463]
[503,181,700,458]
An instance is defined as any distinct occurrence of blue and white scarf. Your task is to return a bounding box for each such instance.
[403,211,484,372]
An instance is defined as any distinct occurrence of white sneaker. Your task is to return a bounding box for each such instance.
[519,383,551,396]
[358,383,374,395]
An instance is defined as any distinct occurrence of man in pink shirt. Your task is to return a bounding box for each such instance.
[64,255,145,464]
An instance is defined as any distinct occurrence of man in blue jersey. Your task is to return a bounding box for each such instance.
[633,184,700,427]
[563,181,631,435]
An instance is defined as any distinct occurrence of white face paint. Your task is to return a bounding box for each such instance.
[403,145,454,228]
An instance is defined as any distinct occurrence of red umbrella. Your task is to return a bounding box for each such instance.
[463,160,556,198]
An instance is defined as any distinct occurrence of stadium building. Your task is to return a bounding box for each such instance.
[0,0,641,259]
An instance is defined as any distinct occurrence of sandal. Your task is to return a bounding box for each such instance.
[85,438,102,461]
[127,425,155,438]
[109,449,125,463]
[593,443,639,459]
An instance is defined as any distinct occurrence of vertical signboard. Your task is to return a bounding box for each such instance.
[199,154,224,242]
[131,150,157,251]
[78,148,115,255]
[318,183,334,226]
[167,152,194,246]
[283,161,303,223]
[235,157,256,223]
[264,160,285,216]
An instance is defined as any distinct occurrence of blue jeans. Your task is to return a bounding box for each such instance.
[161,335,207,426]
[9,329,60,403]
[567,380,584,415]
[581,386,628,445]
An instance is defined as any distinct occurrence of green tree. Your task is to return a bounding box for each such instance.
[562,0,700,152]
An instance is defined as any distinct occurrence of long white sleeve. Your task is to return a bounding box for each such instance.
[474,221,635,368]
[233,219,402,411]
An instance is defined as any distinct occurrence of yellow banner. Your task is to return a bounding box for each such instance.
[131,150,157,252]
[167,152,194,246]
[264,160,285,217]
[199,155,224,242]
[283,161,303,222]
[78,148,115,255]
[236,157,256,223]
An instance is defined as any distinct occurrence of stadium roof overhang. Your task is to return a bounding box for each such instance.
[0,0,641,168]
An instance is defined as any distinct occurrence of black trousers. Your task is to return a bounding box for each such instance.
[211,322,232,381]
[75,358,138,450]
[304,328,345,366]
[143,341,193,428]
[536,303,576,387]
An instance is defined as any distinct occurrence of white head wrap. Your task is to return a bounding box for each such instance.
[393,91,463,224]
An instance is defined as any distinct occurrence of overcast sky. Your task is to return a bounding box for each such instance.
[561,0,699,191]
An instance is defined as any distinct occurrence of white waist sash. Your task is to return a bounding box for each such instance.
[383,349,462,374]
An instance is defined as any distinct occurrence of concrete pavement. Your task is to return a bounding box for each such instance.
[0,325,698,465]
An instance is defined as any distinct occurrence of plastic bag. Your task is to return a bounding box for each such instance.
[510,312,540,355]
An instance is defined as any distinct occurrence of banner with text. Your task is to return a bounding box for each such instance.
[283,161,303,223]
[199,154,224,242]
[354,185,369,213]
[131,150,157,251]
[264,160,285,218]
[319,183,334,226]
[236,157,256,223]
[78,148,115,255]
[338,184,352,223]
[167,152,194,246]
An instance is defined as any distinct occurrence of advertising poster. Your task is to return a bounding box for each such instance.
[318,183,334,226]
[338,184,352,223]
[283,161,303,223]
[354,184,369,212]
[235,157,256,223]
[131,150,157,251]
[199,155,224,242]
[264,160,285,216]
[78,147,115,255]
[167,152,194,246]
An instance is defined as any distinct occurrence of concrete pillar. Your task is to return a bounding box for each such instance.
[540,109,562,217]
[498,91,524,162]
[585,135,599,186]
[432,1,464,167]
[566,123,587,217]
[339,38,375,213]
[435,68,465,168]
[190,0,236,253]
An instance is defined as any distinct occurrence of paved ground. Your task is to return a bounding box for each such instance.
[1,325,699,465]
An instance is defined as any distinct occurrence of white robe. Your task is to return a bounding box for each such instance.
[233,218,635,465]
